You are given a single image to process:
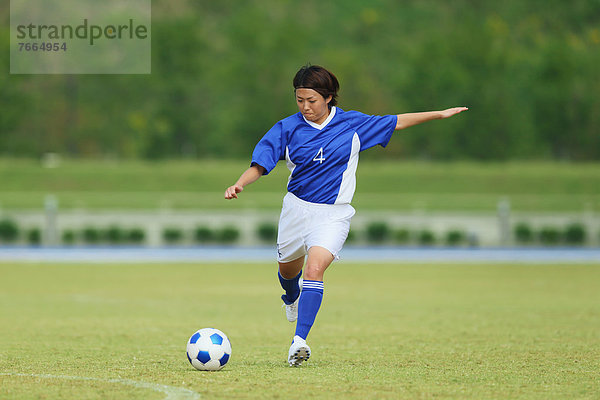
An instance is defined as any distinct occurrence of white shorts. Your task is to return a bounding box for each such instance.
[276,192,355,263]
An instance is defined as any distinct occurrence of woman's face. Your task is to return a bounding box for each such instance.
[295,88,332,125]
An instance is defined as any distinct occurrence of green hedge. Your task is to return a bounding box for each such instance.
[77,226,146,245]
[0,219,19,243]
[194,226,214,243]
[564,223,586,245]
[27,228,41,245]
[163,228,184,244]
[394,229,411,244]
[257,223,277,242]
[514,222,589,246]
[418,230,436,246]
[514,223,534,244]
[216,226,240,244]
[62,230,76,245]
[128,228,146,244]
[366,222,391,243]
[445,230,466,246]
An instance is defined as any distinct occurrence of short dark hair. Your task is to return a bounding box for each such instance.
[293,64,339,107]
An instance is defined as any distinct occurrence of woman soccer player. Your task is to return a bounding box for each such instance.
[224,65,467,366]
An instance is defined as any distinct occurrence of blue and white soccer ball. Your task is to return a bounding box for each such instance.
[186,328,232,371]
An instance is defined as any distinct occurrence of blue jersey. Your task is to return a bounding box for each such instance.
[251,107,397,204]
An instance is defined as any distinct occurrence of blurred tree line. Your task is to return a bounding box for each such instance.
[1,0,599,160]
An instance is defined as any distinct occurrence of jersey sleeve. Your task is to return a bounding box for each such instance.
[346,111,397,151]
[250,121,286,175]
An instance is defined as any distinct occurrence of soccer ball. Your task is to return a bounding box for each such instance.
[186,328,232,371]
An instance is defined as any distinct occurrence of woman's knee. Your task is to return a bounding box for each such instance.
[303,261,327,281]
[303,246,334,280]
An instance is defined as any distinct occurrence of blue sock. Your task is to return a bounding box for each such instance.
[278,270,302,305]
[294,280,324,340]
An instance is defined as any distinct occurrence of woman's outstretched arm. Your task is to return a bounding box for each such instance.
[395,107,468,130]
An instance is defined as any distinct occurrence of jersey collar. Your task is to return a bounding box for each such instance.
[302,106,336,130]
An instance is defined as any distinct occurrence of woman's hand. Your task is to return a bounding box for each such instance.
[224,184,244,199]
[223,165,265,200]
[439,107,468,119]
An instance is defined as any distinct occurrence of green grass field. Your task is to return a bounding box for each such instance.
[1,158,599,211]
[1,262,599,399]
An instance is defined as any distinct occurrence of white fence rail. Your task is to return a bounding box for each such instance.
[2,205,598,247]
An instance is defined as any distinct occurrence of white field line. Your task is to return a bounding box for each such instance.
[0,372,201,400]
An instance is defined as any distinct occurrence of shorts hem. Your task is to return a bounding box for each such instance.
[306,244,341,261]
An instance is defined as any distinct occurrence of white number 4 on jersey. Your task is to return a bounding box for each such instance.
[313,147,325,164]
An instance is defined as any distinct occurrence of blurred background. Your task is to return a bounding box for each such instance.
[0,0,599,249]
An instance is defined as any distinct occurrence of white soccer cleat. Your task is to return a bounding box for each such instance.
[283,297,299,322]
[288,335,311,367]
[282,278,302,322]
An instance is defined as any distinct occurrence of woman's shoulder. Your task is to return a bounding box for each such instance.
[336,108,367,118]
[280,112,304,125]
[334,108,372,126]
[263,113,303,135]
